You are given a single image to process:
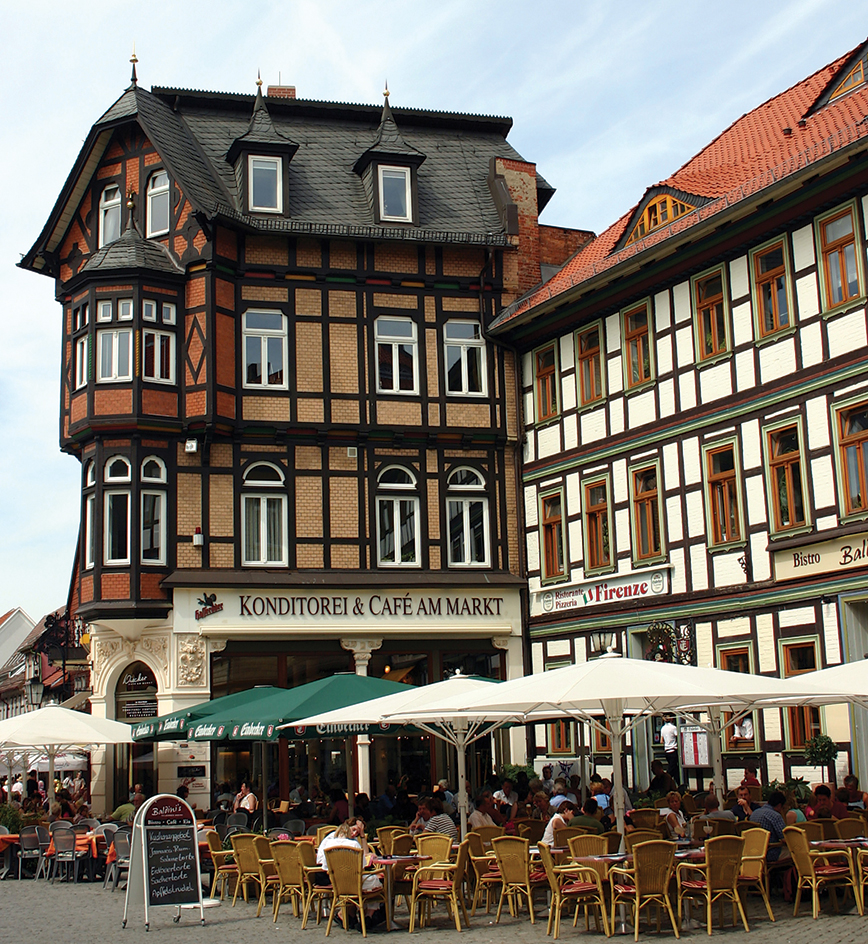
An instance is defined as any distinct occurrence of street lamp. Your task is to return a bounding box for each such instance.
[589,630,618,656]
[25,677,44,707]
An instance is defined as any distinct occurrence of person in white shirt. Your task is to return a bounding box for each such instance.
[234,782,258,813]
[468,790,503,829]
[317,818,384,926]
[660,715,679,781]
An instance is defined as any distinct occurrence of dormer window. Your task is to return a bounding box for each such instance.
[626,194,695,245]
[378,166,412,222]
[146,171,170,237]
[99,185,121,247]
[249,156,282,213]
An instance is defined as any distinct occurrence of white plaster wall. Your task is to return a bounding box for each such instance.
[816,514,838,531]
[822,600,841,664]
[669,546,686,594]
[531,642,544,673]
[735,349,756,391]
[800,320,823,368]
[609,398,625,435]
[678,371,697,409]
[656,333,673,375]
[658,378,675,416]
[537,423,561,458]
[547,639,571,658]
[699,361,733,402]
[526,535,540,573]
[805,395,830,449]
[606,312,621,352]
[750,532,771,581]
[685,489,705,538]
[741,418,761,471]
[762,706,782,740]
[563,413,578,451]
[731,301,754,347]
[713,552,746,587]
[566,472,581,517]
[717,616,751,638]
[745,474,767,526]
[695,621,714,669]
[689,543,709,591]
[561,374,577,413]
[615,508,631,553]
[828,308,868,358]
[672,281,691,323]
[627,389,656,428]
[779,606,816,628]
[655,289,671,330]
[559,333,575,371]
[665,495,683,542]
[580,408,606,444]
[809,454,836,509]
[756,613,776,672]
[792,223,815,271]
[682,437,702,485]
[568,519,582,566]
[608,355,623,394]
[675,325,694,369]
[796,273,819,319]
[524,486,539,526]
[759,336,796,384]
[663,442,681,489]
[612,459,628,503]
[729,256,749,299]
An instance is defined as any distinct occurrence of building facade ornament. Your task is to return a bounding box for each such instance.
[176,634,207,687]
[491,635,511,650]
[340,637,383,674]
[140,633,169,672]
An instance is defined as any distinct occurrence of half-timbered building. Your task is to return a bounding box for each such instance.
[21,70,588,813]
[491,38,868,790]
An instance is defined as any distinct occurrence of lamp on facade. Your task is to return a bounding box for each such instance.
[589,631,618,656]
[25,677,44,707]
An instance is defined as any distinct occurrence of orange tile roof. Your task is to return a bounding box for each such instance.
[494,41,868,329]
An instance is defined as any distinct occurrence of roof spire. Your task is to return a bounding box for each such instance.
[256,69,263,89]
[383,79,389,99]
[130,44,138,87]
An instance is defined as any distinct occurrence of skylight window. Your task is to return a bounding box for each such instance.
[829,58,865,101]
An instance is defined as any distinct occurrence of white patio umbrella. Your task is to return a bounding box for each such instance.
[0,705,132,803]
[775,658,868,709]
[282,673,505,836]
[396,654,815,837]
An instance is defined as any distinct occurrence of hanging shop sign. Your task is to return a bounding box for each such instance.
[773,530,868,581]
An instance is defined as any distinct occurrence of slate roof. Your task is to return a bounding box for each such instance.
[80,217,183,276]
[491,38,868,332]
[23,83,555,274]
[354,97,426,172]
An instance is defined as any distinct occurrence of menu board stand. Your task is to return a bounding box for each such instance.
[123,794,204,930]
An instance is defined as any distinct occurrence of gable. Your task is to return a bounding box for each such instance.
[617,187,710,251]
[809,39,868,114]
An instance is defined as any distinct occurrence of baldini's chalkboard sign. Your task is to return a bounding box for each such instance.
[123,795,204,930]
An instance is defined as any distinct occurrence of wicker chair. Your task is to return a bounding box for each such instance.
[300,840,332,928]
[628,809,662,830]
[316,824,337,847]
[681,794,698,815]
[408,838,471,932]
[538,841,610,940]
[610,840,679,942]
[415,832,453,869]
[784,825,863,919]
[624,829,664,853]
[518,820,547,844]
[858,848,868,916]
[468,839,500,915]
[555,825,595,847]
[676,834,748,934]
[737,828,774,923]
[602,831,623,854]
[471,824,504,848]
[835,817,866,840]
[323,845,387,938]
[230,833,263,906]
[253,834,280,917]
[491,835,548,924]
[205,829,238,900]
[376,825,407,855]
[269,840,304,921]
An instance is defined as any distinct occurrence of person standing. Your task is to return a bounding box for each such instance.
[660,715,679,782]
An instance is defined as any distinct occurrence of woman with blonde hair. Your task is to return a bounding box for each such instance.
[663,791,688,839]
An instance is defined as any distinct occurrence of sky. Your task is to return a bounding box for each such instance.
[0,0,865,623]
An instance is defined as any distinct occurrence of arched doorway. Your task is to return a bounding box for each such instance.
[113,661,158,806]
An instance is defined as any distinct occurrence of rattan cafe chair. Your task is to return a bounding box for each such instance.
[323,845,387,938]
[229,833,264,906]
[205,829,238,900]
[676,834,748,935]
[610,840,680,942]
[253,834,280,917]
[628,809,662,831]
[317,824,338,847]
[538,841,610,940]
[299,840,332,928]
[408,838,471,932]
[375,825,407,856]
[784,825,863,919]
[414,832,453,880]
[737,828,774,923]
[491,834,548,924]
[835,817,866,841]
[624,829,664,853]
[555,825,595,847]
[269,840,305,921]
[471,824,504,848]
[518,820,547,844]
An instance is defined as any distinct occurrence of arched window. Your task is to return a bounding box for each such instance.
[99,184,121,247]
[104,456,131,565]
[141,457,167,483]
[242,463,287,566]
[376,466,420,567]
[141,457,167,565]
[146,170,170,237]
[83,460,96,570]
[446,467,489,566]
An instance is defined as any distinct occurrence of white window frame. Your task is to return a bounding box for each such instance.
[104,490,131,565]
[376,466,421,567]
[241,463,288,567]
[242,309,288,389]
[99,185,121,247]
[73,303,89,331]
[74,335,89,390]
[118,299,133,321]
[140,490,166,565]
[378,165,412,223]
[104,456,131,483]
[141,456,167,483]
[84,492,95,570]
[161,302,176,325]
[375,316,418,395]
[97,300,113,323]
[146,170,170,238]
[97,328,133,382]
[142,299,157,322]
[444,320,487,396]
[248,155,282,213]
[142,329,175,384]
[446,467,490,567]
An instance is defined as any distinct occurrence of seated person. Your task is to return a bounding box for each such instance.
[548,780,578,808]
[806,784,837,820]
[493,778,520,819]
[833,788,851,819]
[749,791,790,861]
[740,763,760,787]
[328,787,349,825]
[648,760,678,796]
[409,795,457,839]
[843,774,868,810]
[696,794,736,822]
[732,785,760,821]
[468,789,504,829]
[542,800,579,845]
[234,782,258,813]
[317,818,385,927]
[571,797,606,835]
[662,791,688,839]
[530,790,552,820]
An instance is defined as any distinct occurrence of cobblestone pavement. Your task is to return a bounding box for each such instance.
[0,877,865,944]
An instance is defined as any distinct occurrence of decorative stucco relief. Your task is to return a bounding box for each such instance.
[140,634,169,671]
[177,634,207,687]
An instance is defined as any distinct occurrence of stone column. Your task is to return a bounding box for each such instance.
[339,638,383,796]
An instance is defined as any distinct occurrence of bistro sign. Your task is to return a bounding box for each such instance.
[774,530,868,581]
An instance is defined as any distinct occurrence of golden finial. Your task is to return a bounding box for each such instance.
[383,80,389,99]
[130,44,138,86]
[256,69,263,89]
[126,189,136,210]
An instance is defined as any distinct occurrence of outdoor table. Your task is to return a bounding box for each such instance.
[371,854,429,930]
[0,833,19,879]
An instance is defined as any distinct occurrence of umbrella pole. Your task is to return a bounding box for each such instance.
[456,723,469,839]
[48,747,57,806]
[609,717,626,841]
[261,740,267,831]
[346,738,355,818]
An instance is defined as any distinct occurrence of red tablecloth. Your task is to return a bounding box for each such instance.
[0,834,19,853]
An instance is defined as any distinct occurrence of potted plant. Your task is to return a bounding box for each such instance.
[803,734,839,785]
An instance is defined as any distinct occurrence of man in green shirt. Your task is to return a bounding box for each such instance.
[572,797,606,834]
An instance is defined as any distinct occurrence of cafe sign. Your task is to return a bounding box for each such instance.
[774,531,868,581]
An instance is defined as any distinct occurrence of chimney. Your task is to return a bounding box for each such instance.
[267,85,296,99]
